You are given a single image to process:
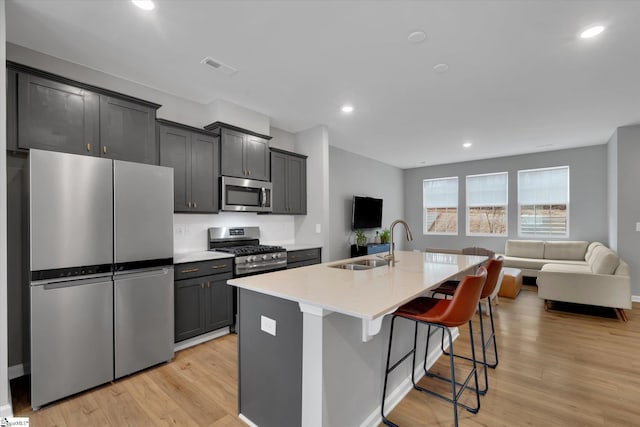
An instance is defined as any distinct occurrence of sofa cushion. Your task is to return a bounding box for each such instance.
[540,263,592,274]
[505,240,545,259]
[502,256,547,270]
[590,248,620,275]
[585,242,604,263]
[543,241,588,260]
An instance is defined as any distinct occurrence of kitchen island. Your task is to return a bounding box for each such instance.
[228,251,486,427]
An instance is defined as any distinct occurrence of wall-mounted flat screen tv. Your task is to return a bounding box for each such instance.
[352,196,383,229]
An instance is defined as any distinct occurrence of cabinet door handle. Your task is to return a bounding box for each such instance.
[211,265,226,270]
[193,201,197,208]
[187,201,192,208]
[201,283,204,289]
[207,282,211,288]
[181,268,200,273]
[86,143,91,152]
[247,170,251,176]
[102,146,107,155]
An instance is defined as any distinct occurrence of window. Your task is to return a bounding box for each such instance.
[423,177,458,234]
[518,166,569,236]
[466,172,508,236]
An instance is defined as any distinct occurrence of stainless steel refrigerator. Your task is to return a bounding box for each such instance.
[29,149,174,409]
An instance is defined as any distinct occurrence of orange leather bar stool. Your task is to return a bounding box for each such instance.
[381,268,487,427]
[431,257,503,395]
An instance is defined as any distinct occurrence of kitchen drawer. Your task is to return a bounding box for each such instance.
[287,259,321,270]
[287,248,321,266]
[174,259,232,280]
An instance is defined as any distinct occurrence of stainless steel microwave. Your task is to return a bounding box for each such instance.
[221,176,273,212]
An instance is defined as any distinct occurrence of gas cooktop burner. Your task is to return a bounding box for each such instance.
[216,245,286,256]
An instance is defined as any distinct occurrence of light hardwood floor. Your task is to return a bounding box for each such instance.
[11,286,640,426]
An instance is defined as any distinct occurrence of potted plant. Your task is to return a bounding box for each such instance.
[355,229,367,249]
[379,228,390,244]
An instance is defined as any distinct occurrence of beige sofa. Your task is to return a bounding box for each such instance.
[500,240,631,320]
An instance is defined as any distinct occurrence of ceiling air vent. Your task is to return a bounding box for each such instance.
[200,57,238,76]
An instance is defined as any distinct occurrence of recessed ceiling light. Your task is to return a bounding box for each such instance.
[463,142,472,148]
[341,105,354,113]
[132,0,155,11]
[433,63,449,74]
[407,31,427,44]
[580,25,605,39]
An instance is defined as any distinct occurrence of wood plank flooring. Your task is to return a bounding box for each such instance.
[11,285,640,426]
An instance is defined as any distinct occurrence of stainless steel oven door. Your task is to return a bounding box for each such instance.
[221,176,273,212]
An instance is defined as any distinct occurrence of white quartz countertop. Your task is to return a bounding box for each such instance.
[228,251,486,320]
[173,251,234,264]
[281,244,322,252]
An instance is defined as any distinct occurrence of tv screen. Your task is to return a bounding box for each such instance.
[352,196,383,230]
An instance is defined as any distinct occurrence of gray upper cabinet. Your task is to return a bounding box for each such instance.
[158,120,219,213]
[9,63,160,163]
[205,122,272,182]
[220,129,245,178]
[17,73,99,156]
[100,96,157,164]
[270,148,307,215]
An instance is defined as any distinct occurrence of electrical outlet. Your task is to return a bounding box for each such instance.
[636,222,640,232]
[315,224,322,234]
[260,315,276,336]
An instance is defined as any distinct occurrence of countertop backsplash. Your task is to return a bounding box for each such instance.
[173,212,296,254]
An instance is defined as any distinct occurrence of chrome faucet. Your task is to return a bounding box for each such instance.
[384,219,414,266]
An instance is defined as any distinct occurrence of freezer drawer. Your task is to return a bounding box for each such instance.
[115,267,174,378]
[30,276,114,409]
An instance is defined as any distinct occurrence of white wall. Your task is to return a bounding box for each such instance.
[1,0,13,417]
[328,146,404,262]
[208,99,270,136]
[269,127,296,151]
[294,126,330,260]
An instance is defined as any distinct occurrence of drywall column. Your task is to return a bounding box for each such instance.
[1,0,13,417]
[295,126,330,261]
[607,131,618,251]
[614,125,640,298]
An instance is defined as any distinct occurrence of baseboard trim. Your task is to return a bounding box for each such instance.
[632,295,640,303]
[174,327,230,352]
[238,413,258,427]
[8,363,29,380]
[358,327,460,427]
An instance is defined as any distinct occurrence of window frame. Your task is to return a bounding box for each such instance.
[423,176,459,236]
[465,171,509,237]
[517,166,570,238]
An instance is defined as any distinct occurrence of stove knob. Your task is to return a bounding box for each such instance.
[247,256,255,262]
[272,254,277,259]
[262,255,268,260]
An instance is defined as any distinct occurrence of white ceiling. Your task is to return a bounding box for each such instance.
[6,0,640,169]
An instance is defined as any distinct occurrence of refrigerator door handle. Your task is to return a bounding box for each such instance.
[37,274,114,289]
[114,268,170,281]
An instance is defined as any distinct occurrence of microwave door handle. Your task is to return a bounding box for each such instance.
[261,187,266,207]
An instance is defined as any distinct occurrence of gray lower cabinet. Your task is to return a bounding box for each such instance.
[271,148,307,214]
[287,248,322,269]
[158,120,219,213]
[9,64,160,163]
[100,96,157,164]
[205,123,272,182]
[174,259,234,342]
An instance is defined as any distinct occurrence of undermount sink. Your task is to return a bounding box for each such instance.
[329,258,388,270]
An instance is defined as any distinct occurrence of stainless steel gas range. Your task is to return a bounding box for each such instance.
[208,227,287,276]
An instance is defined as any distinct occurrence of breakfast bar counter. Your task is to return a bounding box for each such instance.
[229,251,486,427]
